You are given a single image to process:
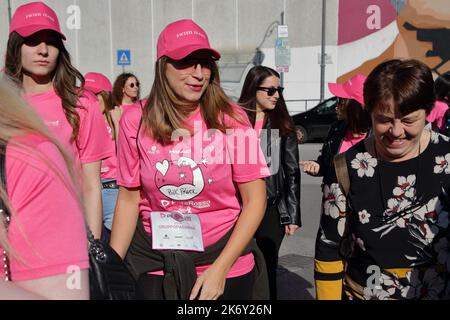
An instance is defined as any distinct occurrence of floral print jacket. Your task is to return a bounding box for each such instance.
[314,131,450,300]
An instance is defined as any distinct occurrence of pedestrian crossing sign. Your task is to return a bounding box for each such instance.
[117,50,131,66]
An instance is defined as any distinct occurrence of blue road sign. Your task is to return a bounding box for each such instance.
[117,50,131,66]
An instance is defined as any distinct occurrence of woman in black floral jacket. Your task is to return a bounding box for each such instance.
[315,59,450,300]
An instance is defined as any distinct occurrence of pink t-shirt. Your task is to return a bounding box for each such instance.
[121,99,145,113]
[100,120,117,180]
[0,135,89,281]
[427,101,448,131]
[24,89,113,166]
[254,118,264,135]
[338,129,367,153]
[117,104,269,277]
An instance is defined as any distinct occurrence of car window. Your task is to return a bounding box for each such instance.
[316,99,337,114]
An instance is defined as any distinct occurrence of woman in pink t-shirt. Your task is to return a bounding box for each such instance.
[4,2,113,239]
[0,79,89,299]
[112,72,141,112]
[110,19,269,300]
[84,72,121,241]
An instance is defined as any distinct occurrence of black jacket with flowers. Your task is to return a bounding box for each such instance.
[314,131,450,300]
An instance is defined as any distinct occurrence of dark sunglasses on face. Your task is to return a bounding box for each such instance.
[169,56,217,71]
[129,82,139,88]
[257,86,284,96]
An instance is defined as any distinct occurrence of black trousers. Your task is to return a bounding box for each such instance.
[135,267,255,300]
[254,204,285,300]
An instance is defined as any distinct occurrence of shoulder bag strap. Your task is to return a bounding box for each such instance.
[333,152,350,197]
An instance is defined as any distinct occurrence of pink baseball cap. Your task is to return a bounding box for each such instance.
[9,2,66,40]
[157,19,220,61]
[84,72,112,94]
[328,74,367,106]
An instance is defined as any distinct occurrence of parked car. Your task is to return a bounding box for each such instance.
[292,97,338,143]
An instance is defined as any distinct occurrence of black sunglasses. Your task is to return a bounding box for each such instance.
[169,56,217,70]
[129,82,140,88]
[258,86,284,96]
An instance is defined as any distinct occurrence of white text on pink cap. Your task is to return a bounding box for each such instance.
[25,12,55,22]
[176,30,206,39]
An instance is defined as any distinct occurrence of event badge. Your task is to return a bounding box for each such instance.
[150,211,204,252]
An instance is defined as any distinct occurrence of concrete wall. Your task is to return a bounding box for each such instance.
[0,0,339,114]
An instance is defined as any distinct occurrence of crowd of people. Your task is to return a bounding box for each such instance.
[0,1,449,300]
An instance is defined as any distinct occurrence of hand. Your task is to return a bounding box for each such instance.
[189,264,227,300]
[285,224,299,236]
[299,160,320,176]
[109,106,122,124]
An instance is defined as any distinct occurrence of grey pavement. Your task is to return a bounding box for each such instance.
[277,142,323,300]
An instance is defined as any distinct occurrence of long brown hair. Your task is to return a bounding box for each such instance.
[0,77,82,255]
[238,65,295,137]
[4,31,84,141]
[112,73,140,107]
[98,91,116,140]
[142,56,241,145]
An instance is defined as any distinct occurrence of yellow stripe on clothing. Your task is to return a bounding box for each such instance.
[315,279,343,300]
[314,259,344,274]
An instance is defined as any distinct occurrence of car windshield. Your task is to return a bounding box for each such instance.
[316,98,336,114]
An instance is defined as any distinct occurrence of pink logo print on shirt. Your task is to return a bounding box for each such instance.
[155,157,205,201]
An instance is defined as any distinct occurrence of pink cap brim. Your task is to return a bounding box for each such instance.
[328,83,350,99]
[14,25,66,40]
[161,44,221,60]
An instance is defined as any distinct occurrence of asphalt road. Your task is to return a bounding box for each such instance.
[277,142,323,300]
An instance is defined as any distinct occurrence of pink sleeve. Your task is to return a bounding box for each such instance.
[225,105,270,183]
[116,107,142,187]
[76,92,114,164]
[426,101,448,129]
[6,137,89,281]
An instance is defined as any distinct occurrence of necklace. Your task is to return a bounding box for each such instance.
[1,210,10,281]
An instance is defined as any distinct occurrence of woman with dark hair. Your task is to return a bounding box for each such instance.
[300,74,371,185]
[4,2,113,239]
[238,65,301,300]
[110,19,270,300]
[315,59,450,300]
[112,72,140,111]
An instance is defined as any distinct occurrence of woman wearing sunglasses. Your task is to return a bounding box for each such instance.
[110,19,270,300]
[238,65,301,300]
[112,72,141,112]
[4,1,113,240]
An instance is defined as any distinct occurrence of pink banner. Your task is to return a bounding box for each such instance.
[338,0,397,45]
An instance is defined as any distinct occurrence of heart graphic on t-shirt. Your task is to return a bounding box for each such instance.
[156,160,169,176]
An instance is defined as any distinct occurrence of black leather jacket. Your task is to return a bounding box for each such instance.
[260,119,301,226]
[316,120,347,185]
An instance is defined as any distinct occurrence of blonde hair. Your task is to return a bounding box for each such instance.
[0,77,82,256]
[142,57,244,145]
